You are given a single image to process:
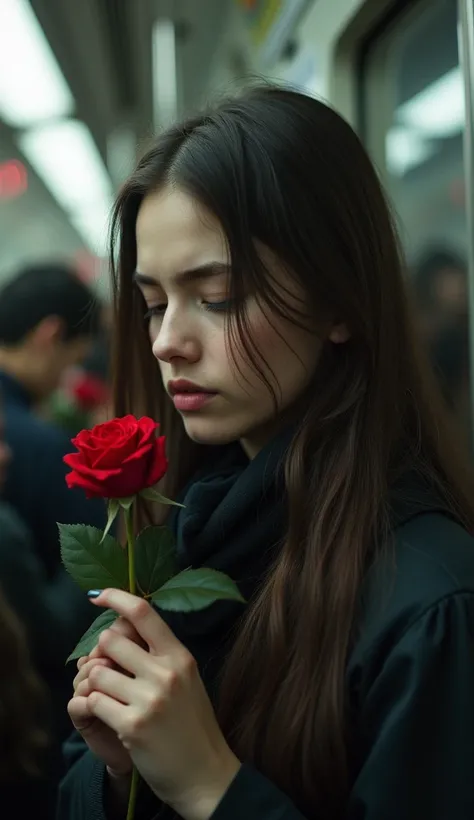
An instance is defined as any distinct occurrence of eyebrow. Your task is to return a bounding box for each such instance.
[133,262,231,287]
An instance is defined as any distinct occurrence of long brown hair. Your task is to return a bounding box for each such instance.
[110,86,474,817]
[0,585,48,780]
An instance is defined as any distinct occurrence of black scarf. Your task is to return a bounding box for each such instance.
[164,425,294,644]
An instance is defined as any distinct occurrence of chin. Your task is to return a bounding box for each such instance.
[181,413,270,448]
[181,414,245,446]
[183,422,240,447]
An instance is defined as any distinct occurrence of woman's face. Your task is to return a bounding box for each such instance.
[135,187,327,457]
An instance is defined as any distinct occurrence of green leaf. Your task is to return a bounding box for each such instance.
[151,568,245,613]
[101,499,120,542]
[140,487,185,508]
[118,496,135,510]
[66,608,118,663]
[135,526,177,595]
[59,524,129,592]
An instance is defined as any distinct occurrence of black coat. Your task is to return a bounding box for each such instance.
[58,433,474,820]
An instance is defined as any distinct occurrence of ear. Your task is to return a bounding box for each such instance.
[30,316,64,347]
[329,322,350,344]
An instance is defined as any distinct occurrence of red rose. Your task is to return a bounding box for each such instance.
[63,415,168,499]
[72,374,109,410]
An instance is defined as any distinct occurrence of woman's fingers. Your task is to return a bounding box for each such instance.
[68,695,95,732]
[98,629,151,678]
[73,614,148,694]
[75,678,93,698]
[73,657,114,692]
[88,665,146,705]
[90,591,174,654]
[110,615,145,647]
[75,616,146,671]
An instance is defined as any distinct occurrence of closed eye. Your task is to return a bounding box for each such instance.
[143,305,166,321]
[144,299,235,321]
[202,299,235,313]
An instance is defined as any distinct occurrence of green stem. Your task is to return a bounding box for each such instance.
[125,507,138,819]
[125,508,136,595]
[126,766,139,820]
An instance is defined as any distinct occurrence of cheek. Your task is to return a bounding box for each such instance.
[244,312,320,385]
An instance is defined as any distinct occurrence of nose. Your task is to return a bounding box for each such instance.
[151,307,201,364]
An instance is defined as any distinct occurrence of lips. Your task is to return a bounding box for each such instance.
[168,379,214,396]
[168,380,217,412]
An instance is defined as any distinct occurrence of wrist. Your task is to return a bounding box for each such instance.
[107,765,132,781]
[106,766,132,807]
[173,753,241,820]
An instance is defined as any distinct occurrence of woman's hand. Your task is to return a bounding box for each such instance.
[86,589,241,820]
[68,616,143,778]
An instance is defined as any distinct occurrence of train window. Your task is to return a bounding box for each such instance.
[360,0,470,438]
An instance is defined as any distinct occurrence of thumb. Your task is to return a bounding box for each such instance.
[68,696,95,733]
[110,615,146,647]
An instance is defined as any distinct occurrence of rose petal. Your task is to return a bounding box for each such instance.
[64,454,146,498]
[64,416,165,498]
[65,469,108,498]
[119,441,155,466]
[88,438,139,470]
[143,436,168,488]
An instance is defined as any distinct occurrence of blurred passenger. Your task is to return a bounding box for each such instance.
[48,366,110,435]
[412,249,470,435]
[0,585,54,818]
[46,326,111,433]
[430,321,471,439]
[0,262,107,584]
[0,386,97,752]
[412,247,467,343]
[82,330,112,425]
[82,328,110,382]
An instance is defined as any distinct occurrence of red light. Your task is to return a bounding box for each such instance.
[0,160,28,200]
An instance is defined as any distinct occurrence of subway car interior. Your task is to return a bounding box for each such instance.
[0,0,471,420]
[0,0,474,817]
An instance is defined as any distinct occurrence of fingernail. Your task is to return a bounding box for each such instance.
[87,590,103,599]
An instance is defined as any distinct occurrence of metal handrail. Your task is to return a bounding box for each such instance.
[458,0,474,433]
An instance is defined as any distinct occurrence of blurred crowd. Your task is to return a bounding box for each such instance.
[0,260,111,817]
[0,247,470,816]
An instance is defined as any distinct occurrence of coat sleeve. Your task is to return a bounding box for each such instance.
[347,591,474,819]
[210,593,474,820]
[57,733,108,820]
[58,733,160,820]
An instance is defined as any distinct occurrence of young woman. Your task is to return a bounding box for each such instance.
[59,86,474,820]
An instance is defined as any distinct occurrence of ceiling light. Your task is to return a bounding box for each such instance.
[19,119,113,212]
[397,66,464,138]
[0,0,73,126]
[19,119,113,256]
[386,126,437,176]
[152,20,178,128]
